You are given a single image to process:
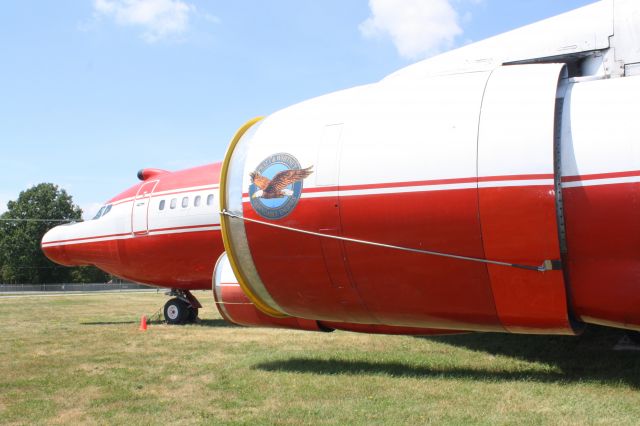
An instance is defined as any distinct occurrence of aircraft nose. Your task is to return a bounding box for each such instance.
[41,226,75,266]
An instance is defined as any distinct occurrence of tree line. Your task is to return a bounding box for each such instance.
[0,183,110,284]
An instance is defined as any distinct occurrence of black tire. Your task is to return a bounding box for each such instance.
[187,306,199,323]
[626,331,640,345]
[164,298,188,325]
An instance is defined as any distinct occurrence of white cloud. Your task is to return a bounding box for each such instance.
[94,0,197,43]
[359,0,464,59]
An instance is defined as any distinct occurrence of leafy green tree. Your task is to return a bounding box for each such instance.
[0,183,109,284]
[70,266,111,284]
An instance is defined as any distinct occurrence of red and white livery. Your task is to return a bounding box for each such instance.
[44,1,640,336]
[42,164,224,323]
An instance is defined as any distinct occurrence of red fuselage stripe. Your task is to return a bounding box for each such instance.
[149,224,219,233]
[242,174,556,197]
[43,232,131,245]
[561,170,640,182]
[242,171,640,197]
[42,224,220,245]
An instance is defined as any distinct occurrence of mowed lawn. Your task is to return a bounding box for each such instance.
[1,292,639,425]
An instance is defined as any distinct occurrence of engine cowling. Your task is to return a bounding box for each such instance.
[213,253,465,336]
[219,50,640,334]
[213,252,327,331]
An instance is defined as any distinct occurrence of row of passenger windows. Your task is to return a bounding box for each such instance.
[159,194,214,211]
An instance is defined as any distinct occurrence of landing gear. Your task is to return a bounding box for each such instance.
[187,306,199,323]
[163,289,201,324]
[164,298,188,324]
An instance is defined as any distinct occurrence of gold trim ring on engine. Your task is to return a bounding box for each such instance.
[219,117,289,318]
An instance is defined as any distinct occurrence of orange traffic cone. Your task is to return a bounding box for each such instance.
[139,315,148,331]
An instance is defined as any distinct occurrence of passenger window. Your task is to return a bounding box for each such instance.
[207,194,214,205]
[170,198,177,209]
[159,200,165,210]
[182,197,189,208]
[194,195,201,207]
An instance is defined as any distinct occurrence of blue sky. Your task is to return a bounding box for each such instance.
[0,0,595,218]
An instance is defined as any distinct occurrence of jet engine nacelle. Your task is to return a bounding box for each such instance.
[213,253,327,332]
[219,1,640,334]
[213,253,466,336]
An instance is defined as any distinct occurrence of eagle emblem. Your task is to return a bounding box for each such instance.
[250,166,313,199]
[248,153,312,220]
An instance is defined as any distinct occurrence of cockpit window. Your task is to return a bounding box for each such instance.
[93,206,105,220]
[92,204,113,220]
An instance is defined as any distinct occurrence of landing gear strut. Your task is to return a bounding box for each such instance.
[163,289,201,325]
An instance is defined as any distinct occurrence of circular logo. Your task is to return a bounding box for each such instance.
[248,153,313,220]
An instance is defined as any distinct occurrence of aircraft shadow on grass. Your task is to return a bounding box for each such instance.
[254,326,640,388]
[196,319,240,328]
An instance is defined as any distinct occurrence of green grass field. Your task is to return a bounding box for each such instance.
[1,291,639,425]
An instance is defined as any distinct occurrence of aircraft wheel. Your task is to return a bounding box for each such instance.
[626,331,640,345]
[187,306,199,323]
[164,298,188,325]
